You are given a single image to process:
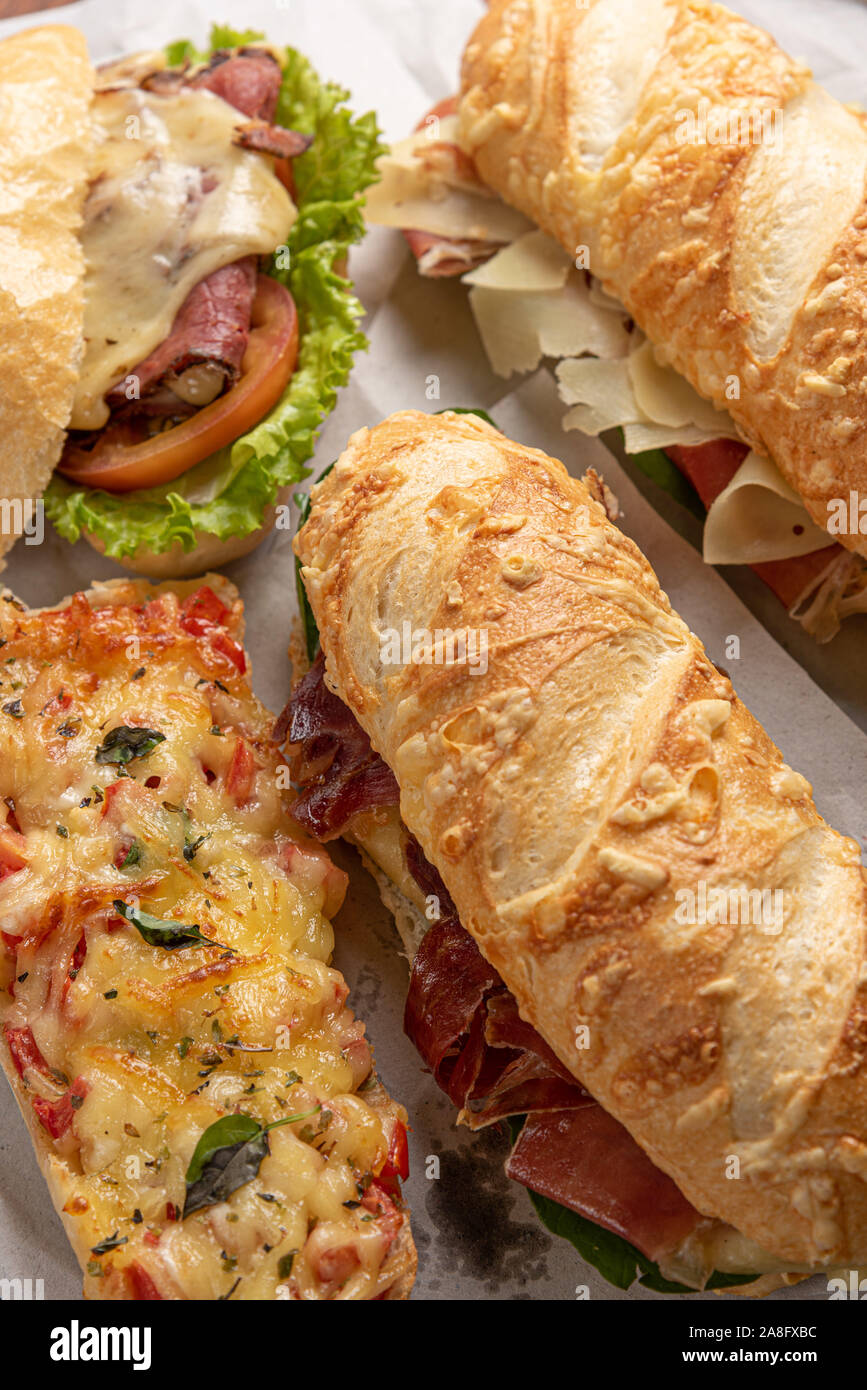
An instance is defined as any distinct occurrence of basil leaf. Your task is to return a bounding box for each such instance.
[113,900,223,952]
[183,1109,321,1217]
[184,1131,270,1218]
[96,726,165,765]
[186,1115,263,1186]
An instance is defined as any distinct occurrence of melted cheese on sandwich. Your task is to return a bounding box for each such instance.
[0,579,410,1301]
[72,88,295,431]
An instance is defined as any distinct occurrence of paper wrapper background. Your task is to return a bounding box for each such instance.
[0,0,866,1301]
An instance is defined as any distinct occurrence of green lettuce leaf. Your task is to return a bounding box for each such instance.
[45,24,386,561]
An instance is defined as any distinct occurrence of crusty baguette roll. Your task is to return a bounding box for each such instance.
[297,409,867,1269]
[0,26,92,566]
[458,0,867,560]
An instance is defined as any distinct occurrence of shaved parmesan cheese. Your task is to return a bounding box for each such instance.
[621,421,738,452]
[558,348,743,451]
[558,357,639,433]
[628,341,739,435]
[703,451,836,565]
[463,229,573,290]
[471,274,631,377]
[364,171,532,241]
[364,130,533,242]
[588,278,628,315]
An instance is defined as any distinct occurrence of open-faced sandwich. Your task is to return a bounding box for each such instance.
[281,408,867,1296]
[0,22,383,577]
[0,576,414,1300]
[364,0,867,641]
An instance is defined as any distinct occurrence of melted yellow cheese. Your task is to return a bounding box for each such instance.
[72,88,295,430]
[0,581,408,1301]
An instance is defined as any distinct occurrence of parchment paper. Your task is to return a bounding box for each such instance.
[0,0,865,1302]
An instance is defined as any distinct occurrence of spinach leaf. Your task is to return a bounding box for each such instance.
[620,433,705,520]
[293,461,335,663]
[183,1109,320,1218]
[113,900,225,952]
[96,726,165,765]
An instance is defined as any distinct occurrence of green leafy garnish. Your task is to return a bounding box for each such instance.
[183,1108,320,1217]
[90,1232,128,1257]
[120,841,142,869]
[113,900,225,952]
[95,726,165,765]
[183,832,211,863]
[45,26,385,562]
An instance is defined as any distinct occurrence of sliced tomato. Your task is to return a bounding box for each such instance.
[180,586,246,673]
[57,276,298,493]
[377,1120,410,1194]
[226,741,257,805]
[32,1076,89,1139]
[180,586,229,629]
[3,1024,50,1080]
[0,829,27,881]
[125,1262,163,1301]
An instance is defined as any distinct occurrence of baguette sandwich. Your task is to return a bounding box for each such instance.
[281,408,867,1294]
[0,575,414,1300]
[0,23,382,578]
[364,0,867,640]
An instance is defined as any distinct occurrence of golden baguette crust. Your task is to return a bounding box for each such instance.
[458,0,867,558]
[0,26,92,565]
[297,409,867,1268]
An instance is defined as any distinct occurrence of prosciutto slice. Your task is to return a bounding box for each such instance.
[507,1107,704,1264]
[282,653,400,839]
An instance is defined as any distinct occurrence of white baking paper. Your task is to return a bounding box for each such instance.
[0,0,866,1303]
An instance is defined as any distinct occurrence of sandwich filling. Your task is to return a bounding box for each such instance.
[279,654,817,1292]
[58,47,303,493]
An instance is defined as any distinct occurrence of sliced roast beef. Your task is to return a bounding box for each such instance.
[106,258,258,416]
[103,48,310,422]
[234,122,314,159]
[188,47,283,121]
